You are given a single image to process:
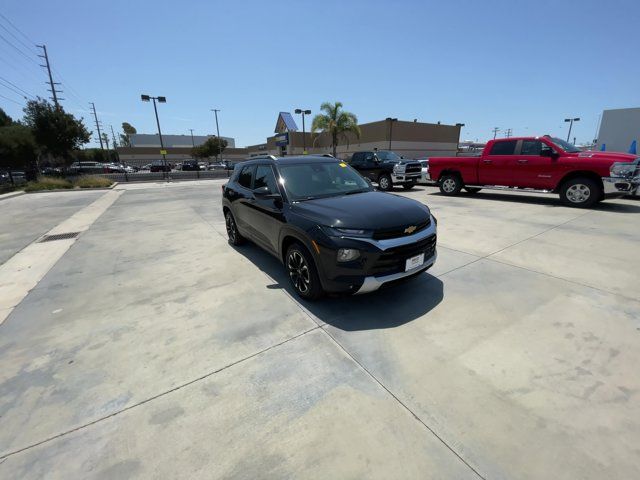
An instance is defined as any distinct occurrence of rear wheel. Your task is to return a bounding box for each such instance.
[286,243,323,300]
[560,177,601,208]
[439,174,463,196]
[464,187,482,194]
[378,174,393,191]
[225,210,245,246]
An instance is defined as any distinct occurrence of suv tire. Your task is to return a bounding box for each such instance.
[378,174,393,191]
[225,211,246,246]
[285,243,323,300]
[560,177,600,208]
[439,174,463,196]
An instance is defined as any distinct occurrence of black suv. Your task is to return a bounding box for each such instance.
[222,155,437,300]
[349,150,422,191]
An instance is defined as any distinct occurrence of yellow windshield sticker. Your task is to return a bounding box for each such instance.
[339,162,347,167]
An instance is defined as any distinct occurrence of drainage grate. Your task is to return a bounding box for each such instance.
[38,232,81,243]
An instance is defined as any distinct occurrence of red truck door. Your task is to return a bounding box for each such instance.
[513,139,563,189]
[478,139,518,185]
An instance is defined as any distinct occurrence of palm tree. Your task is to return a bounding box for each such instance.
[311,102,361,157]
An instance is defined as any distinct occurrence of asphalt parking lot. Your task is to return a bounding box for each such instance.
[1,181,639,479]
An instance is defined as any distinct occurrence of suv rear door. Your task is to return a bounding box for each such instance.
[478,140,517,185]
[233,164,257,238]
[248,164,284,253]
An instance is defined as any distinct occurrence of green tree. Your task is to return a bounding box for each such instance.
[311,101,361,157]
[22,98,91,165]
[119,122,136,147]
[0,124,38,171]
[191,136,227,160]
[0,108,12,127]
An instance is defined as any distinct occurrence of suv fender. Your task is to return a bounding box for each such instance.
[279,226,328,288]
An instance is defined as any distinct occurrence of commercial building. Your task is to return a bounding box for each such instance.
[130,134,236,148]
[116,112,461,166]
[596,107,639,153]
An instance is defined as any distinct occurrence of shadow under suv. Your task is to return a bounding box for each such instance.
[222,155,437,300]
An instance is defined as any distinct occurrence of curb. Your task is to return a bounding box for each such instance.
[0,190,25,202]
[24,183,118,194]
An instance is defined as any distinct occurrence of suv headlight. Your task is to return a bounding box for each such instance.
[337,248,360,262]
[322,226,373,238]
[610,162,637,179]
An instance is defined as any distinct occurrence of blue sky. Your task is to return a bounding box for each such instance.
[1,0,639,148]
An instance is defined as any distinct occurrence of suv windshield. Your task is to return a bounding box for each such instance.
[548,137,581,153]
[375,151,402,162]
[279,162,371,201]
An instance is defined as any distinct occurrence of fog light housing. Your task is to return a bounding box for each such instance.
[337,248,360,262]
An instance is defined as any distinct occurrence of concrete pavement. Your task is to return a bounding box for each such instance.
[0,181,638,479]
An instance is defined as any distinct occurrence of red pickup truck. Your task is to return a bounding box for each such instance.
[427,136,639,208]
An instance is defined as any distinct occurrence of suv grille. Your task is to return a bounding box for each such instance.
[373,218,431,240]
[369,234,437,276]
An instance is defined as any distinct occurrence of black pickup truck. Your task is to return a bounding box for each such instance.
[348,150,422,191]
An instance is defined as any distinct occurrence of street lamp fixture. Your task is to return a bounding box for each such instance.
[294,109,312,154]
[141,94,168,176]
[386,117,398,150]
[564,117,580,142]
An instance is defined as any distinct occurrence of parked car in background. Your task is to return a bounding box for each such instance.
[1,170,27,185]
[40,166,63,176]
[150,160,171,172]
[208,163,226,170]
[68,161,106,174]
[427,135,640,208]
[222,155,437,300]
[181,159,200,171]
[140,164,151,171]
[349,150,421,191]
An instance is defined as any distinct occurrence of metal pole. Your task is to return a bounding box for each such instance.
[90,103,104,150]
[302,112,306,153]
[212,109,221,163]
[566,119,573,142]
[152,98,168,177]
[189,128,195,147]
[37,45,60,108]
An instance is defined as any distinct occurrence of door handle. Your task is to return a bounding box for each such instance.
[483,159,492,164]
[517,159,528,164]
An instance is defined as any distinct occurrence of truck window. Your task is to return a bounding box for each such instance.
[489,140,517,155]
[350,152,363,166]
[521,140,543,155]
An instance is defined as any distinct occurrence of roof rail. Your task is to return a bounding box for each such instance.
[248,154,278,160]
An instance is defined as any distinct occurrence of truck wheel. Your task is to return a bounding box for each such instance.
[559,177,600,208]
[378,174,393,191]
[285,243,323,300]
[464,187,482,194]
[439,174,463,196]
[402,181,416,190]
[225,210,246,246]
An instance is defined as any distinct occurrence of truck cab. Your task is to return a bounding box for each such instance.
[349,150,421,191]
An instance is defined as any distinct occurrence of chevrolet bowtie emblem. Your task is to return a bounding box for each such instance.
[404,225,416,234]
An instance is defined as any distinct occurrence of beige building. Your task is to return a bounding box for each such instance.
[116,112,461,167]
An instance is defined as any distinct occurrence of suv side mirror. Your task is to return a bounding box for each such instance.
[254,185,281,199]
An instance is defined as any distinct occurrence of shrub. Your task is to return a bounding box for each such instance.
[73,175,113,188]
[24,176,73,192]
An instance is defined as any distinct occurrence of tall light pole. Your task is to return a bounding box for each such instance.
[294,109,312,154]
[564,117,580,142]
[189,128,195,147]
[141,94,168,176]
[386,117,398,150]
[211,109,221,163]
[492,127,500,139]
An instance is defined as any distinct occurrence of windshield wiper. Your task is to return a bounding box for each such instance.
[343,189,369,195]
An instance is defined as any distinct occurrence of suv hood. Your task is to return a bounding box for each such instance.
[291,191,431,230]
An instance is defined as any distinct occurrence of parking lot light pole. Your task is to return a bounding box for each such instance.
[386,117,398,150]
[189,128,195,147]
[294,109,312,154]
[141,94,168,178]
[564,117,580,142]
[211,109,221,163]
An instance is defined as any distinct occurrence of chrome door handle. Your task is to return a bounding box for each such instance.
[517,159,528,164]
[483,160,492,164]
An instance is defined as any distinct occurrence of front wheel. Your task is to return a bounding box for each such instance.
[378,174,393,191]
[286,243,323,300]
[560,177,601,208]
[439,174,463,196]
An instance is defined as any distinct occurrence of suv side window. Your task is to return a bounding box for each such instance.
[254,164,278,193]
[489,140,517,155]
[521,140,543,155]
[238,165,254,189]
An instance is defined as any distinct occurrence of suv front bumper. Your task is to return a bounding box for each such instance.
[355,251,437,294]
[603,176,640,196]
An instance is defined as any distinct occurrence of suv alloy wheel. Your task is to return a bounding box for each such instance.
[286,243,323,300]
[225,211,245,245]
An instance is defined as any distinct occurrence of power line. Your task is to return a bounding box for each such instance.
[0,92,24,106]
[0,12,38,48]
[0,79,32,100]
[0,21,38,56]
[0,75,34,99]
[0,31,39,66]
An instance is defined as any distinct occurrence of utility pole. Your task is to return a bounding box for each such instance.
[110,125,118,148]
[211,109,221,163]
[492,127,500,139]
[90,102,104,149]
[189,128,195,147]
[505,128,513,138]
[36,45,63,108]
